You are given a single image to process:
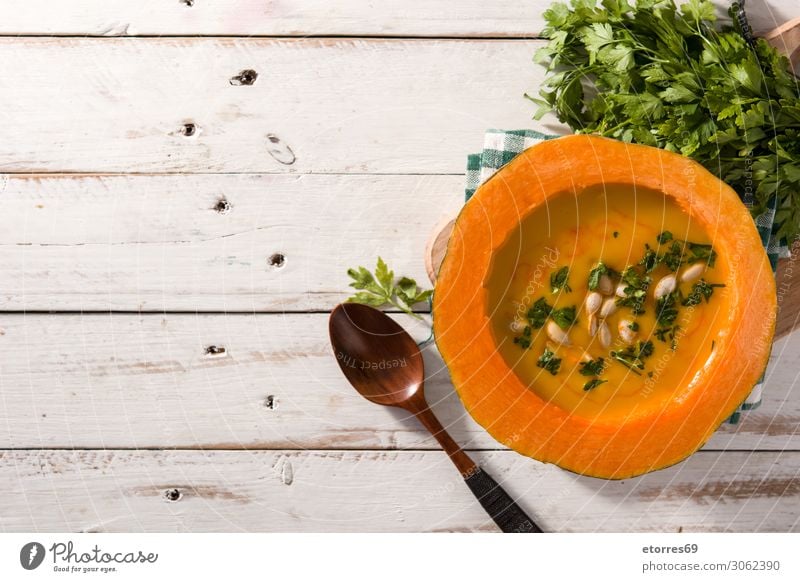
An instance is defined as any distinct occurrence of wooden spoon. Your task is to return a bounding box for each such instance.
[329,302,541,533]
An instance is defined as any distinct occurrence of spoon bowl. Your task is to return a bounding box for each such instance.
[329,303,424,408]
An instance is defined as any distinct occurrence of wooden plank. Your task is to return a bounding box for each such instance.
[0,173,463,311]
[0,0,544,38]
[0,313,796,450]
[776,241,800,339]
[4,173,799,318]
[0,0,792,37]
[0,38,548,174]
[0,449,797,532]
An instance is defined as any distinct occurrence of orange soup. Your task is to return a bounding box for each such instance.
[487,184,730,422]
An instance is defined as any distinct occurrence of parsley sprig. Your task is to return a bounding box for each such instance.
[346,257,432,319]
[532,0,800,243]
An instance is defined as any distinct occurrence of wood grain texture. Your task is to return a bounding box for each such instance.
[0,38,547,174]
[776,241,800,338]
[0,0,793,37]
[0,173,462,311]
[1,449,797,532]
[0,313,796,450]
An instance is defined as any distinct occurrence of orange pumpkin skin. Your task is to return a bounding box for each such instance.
[433,135,776,479]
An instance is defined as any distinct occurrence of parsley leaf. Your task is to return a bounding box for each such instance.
[579,357,606,376]
[610,340,655,374]
[583,378,608,391]
[656,291,680,327]
[660,242,685,271]
[550,266,572,293]
[616,266,650,315]
[656,231,674,244]
[683,279,725,306]
[687,243,717,267]
[537,348,562,375]
[346,257,432,319]
[639,245,659,273]
[513,325,533,349]
[655,325,680,343]
[587,262,609,291]
[527,297,553,329]
[551,306,577,330]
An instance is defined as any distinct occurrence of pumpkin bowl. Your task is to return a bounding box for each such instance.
[432,135,776,479]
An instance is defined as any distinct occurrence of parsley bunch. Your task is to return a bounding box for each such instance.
[532,0,800,242]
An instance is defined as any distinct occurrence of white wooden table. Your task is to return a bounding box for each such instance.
[0,0,799,533]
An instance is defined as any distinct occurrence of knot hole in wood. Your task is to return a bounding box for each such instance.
[213,198,232,214]
[268,253,286,269]
[204,345,226,357]
[230,69,258,86]
[164,488,182,502]
[180,122,197,137]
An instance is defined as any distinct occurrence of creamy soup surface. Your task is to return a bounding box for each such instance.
[487,184,730,422]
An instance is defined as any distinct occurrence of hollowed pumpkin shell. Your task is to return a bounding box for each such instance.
[432,135,776,479]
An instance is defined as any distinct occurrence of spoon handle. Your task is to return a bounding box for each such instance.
[411,403,542,533]
[464,467,543,533]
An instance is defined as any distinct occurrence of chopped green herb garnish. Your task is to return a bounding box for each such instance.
[513,325,532,349]
[551,306,577,330]
[682,280,725,306]
[579,357,606,376]
[587,262,608,291]
[583,378,608,391]
[639,245,659,273]
[656,231,673,245]
[656,291,679,327]
[610,340,654,374]
[655,325,680,343]
[628,321,640,332]
[621,266,647,291]
[638,340,655,359]
[550,266,572,293]
[613,231,619,238]
[616,266,650,315]
[537,348,561,375]
[660,241,685,271]
[687,243,717,267]
[527,297,552,329]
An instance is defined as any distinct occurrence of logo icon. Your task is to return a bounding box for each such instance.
[20,542,46,570]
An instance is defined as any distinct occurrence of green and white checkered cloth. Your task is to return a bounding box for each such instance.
[466,129,788,423]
